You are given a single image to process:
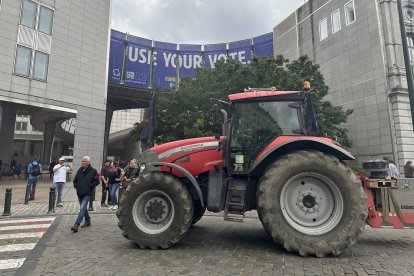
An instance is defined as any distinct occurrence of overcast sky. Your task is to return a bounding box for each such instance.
[111,0,305,44]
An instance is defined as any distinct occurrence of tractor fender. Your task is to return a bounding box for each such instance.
[148,162,205,208]
[249,138,355,177]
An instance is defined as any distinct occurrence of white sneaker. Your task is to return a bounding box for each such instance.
[107,205,113,210]
[113,205,118,210]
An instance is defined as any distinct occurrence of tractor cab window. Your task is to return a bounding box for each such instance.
[230,101,301,174]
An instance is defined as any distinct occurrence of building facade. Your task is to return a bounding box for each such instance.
[0,0,112,170]
[274,0,414,173]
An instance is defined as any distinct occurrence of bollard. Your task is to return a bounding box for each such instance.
[24,183,31,205]
[88,187,95,211]
[48,187,56,214]
[2,188,12,216]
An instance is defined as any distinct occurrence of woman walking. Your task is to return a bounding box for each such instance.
[107,161,123,210]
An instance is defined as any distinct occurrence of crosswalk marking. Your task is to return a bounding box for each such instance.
[0,258,26,270]
[0,218,55,225]
[0,243,36,253]
[0,224,52,231]
[0,232,44,240]
[0,217,55,271]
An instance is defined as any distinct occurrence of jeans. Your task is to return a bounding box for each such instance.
[53,182,65,204]
[109,182,119,206]
[75,195,91,226]
[27,178,38,199]
[101,183,110,204]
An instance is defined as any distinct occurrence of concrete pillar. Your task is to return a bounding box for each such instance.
[103,104,114,161]
[0,103,16,165]
[55,140,63,158]
[42,121,56,164]
[72,106,106,170]
[24,140,31,156]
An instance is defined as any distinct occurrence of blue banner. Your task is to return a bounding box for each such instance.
[152,41,178,89]
[204,43,227,68]
[124,35,152,88]
[108,30,125,85]
[178,44,202,79]
[253,33,274,57]
[228,39,252,64]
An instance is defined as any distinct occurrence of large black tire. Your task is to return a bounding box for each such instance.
[257,150,367,257]
[117,172,194,249]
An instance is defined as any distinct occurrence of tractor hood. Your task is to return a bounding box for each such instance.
[149,137,220,162]
[139,137,222,177]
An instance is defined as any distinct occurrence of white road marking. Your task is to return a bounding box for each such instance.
[0,258,26,270]
[0,232,44,240]
[0,218,55,225]
[0,243,36,253]
[0,224,51,231]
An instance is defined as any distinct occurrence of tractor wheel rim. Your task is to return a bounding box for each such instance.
[280,172,344,235]
[132,190,174,235]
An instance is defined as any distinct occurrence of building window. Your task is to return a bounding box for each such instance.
[319,18,328,41]
[15,0,54,81]
[33,51,49,80]
[15,46,32,77]
[15,122,27,131]
[331,9,341,34]
[20,0,37,29]
[38,6,54,35]
[345,0,356,25]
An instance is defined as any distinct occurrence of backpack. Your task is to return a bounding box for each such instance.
[31,163,41,176]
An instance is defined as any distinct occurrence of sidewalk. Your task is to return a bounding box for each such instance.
[0,178,115,217]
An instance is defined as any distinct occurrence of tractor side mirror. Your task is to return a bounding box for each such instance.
[211,104,219,123]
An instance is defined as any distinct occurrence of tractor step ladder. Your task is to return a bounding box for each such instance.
[224,181,247,222]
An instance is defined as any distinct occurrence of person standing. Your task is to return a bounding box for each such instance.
[122,159,139,189]
[107,161,123,210]
[384,157,399,179]
[26,156,42,202]
[100,160,111,207]
[71,156,99,233]
[53,157,72,207]
[404,161,414,178]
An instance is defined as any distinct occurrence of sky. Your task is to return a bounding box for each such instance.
[111,0,306,45]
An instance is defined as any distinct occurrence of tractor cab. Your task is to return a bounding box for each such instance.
[214,84,320,176]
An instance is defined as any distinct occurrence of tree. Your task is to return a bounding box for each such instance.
[130,55,353,147]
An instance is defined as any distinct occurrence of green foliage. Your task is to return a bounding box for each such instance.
[130,55,353,147]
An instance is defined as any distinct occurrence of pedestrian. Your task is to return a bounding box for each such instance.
[404,161,414,178]
[384,157,399,179]
[100,160,111,207]
[71,156,100,233]
[107,161,123,210]
[122,159,139,189]
[49,159,57,179]
[26,156,42,201]
[53,157,72,207]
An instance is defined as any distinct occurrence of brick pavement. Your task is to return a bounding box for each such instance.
[14,213,414,276]
[0,217,56,276]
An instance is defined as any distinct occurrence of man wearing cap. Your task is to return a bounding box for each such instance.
[53,157,72,207]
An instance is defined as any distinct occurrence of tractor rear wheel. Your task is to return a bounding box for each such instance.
[257,150,367,257]
[117,172,193,249]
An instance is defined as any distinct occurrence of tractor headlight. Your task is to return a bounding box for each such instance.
[139,163,146,173]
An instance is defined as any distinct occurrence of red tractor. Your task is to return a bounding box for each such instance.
[117,83,413,257]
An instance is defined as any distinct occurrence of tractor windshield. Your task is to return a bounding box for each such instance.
[230,101,301,173]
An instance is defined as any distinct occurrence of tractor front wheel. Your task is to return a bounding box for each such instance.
[117,172,193,249]
[257,150,367,257]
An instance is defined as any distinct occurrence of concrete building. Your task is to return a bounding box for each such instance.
[273,0,414,173]
[0,0,112,169]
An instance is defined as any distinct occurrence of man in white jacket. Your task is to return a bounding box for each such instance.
[53,157,72,207]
